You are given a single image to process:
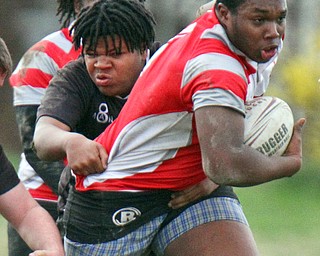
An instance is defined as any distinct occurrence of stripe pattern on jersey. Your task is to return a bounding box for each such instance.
[10,28,80,105]
[9,28,81,200]
[75,10,282,192]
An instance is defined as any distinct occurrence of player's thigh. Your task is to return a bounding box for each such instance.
[164,220,259,256]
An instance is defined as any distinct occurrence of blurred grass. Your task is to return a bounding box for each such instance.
[1,155,319,256]
[235,160,320,256]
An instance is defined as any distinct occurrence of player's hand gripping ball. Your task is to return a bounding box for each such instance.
[244,96,294,156]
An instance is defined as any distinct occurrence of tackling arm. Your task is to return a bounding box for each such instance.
[34,116,108,176]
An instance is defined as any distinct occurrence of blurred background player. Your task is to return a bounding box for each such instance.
[1,37,64,256]
[8,0,97,255]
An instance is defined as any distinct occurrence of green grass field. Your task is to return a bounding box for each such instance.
[1,157,319,255]
[234,177,320,256]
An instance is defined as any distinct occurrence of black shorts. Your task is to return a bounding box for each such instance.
[64,185,237,243]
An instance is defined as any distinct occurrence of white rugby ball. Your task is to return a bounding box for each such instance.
[244,96,294,156]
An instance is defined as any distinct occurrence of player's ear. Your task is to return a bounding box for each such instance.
[215,3,232,28]
[139,46,148,61]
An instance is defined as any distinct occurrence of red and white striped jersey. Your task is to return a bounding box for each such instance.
[10,28,80,106]
[75,11,282,192]
[10,28,81,201]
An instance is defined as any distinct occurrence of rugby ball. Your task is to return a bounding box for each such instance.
[244,96,294,156]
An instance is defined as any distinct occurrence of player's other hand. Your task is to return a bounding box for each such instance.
[65,134,108,176]
[168,178,219,209]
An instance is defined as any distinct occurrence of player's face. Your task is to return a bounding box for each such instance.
[219,0,287,63]
[84,36,147,97]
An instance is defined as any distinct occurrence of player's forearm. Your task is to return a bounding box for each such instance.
[202,119,304,187]
[196,106,303,187]
[33,116,75,161]
[34,116,108,176]
[202,146,301,187]
[1,183,64,254]
[17,205,64,254]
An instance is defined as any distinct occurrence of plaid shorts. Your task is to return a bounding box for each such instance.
[64,197,248,256]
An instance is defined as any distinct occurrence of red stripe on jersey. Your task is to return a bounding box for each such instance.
[77,9,281,192]
[181,69,248,109]
[61,27,73,42]
[10,28,81,200]
[10,28,81,88]
[75,144,206,192]
[28,184,58,201]
[194,39,256,76]
[10,68,53,88]
[29,40,79,69]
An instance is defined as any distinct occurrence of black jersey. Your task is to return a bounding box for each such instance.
[0,145,20,195]
[37,57,126,139]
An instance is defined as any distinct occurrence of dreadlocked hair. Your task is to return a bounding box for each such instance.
[215,0,246,13]
[56,0,77,28]
[71,0,156,55]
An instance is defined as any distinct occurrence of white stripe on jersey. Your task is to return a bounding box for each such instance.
[17,153,44,190]
[43,30,74,53]
[182,53,247,89]
[12,50,59,76]
[201,24,236,50]
[13,86,46,106]
[83,111,193,188]
[199,23,283,101]
[193,88,245,114]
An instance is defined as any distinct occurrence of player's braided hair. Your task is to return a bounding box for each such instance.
[56,0,77,28]
[71,0,156,54]
[56,0,147,29]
